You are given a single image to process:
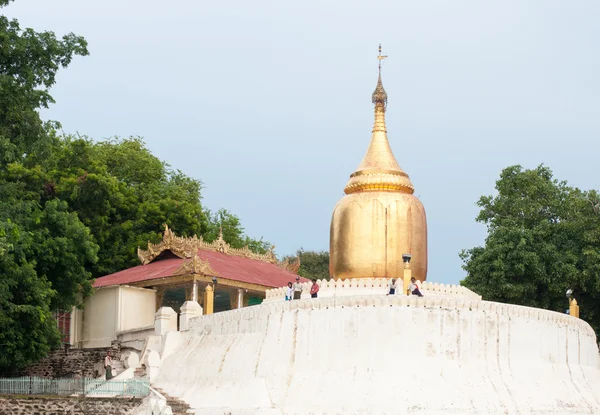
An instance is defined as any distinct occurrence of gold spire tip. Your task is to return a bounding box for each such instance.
[372,44,388,107]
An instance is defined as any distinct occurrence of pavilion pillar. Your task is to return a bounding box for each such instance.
[192,280,198,302]
[403,264,412,295]
[229,288,237,310]
[237,289,244,309]
[204,285,214,315]
[155,287,165,311]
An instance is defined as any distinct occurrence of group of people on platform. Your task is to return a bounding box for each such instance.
[285,276,319,300]
[283,276,424,301]
[388,277,424,297]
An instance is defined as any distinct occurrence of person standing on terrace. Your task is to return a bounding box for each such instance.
[409,277,424,297]
[310,279,319,298]
[293,276,303,300]
[388,278,398,295]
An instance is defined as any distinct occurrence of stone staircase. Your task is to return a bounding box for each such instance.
[152,388,193,415]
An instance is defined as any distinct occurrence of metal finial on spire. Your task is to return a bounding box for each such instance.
[377,43,388,74]
[372,44,388,108]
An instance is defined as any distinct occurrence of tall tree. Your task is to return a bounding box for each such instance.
[461,165,600,332]
[0,8,87,165]
[48,135,209,276]
[0,0,92,372]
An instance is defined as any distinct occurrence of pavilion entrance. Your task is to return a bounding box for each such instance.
[152,277,265,317]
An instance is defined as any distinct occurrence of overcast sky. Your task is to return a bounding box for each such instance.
[5,0,599,284]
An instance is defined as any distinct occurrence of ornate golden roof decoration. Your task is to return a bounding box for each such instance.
[278,256,301,273]
[173,253,219,276]
[137,225,299,272]
[137,225,196,264]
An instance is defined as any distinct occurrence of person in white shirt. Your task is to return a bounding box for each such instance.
[285,282,293,301]
[104,352,113,380]
[388,278,397,295]
[292,276,303,300]
[409,277,423,297]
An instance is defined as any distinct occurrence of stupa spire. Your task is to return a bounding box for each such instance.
[372,44,388,108]
[343,45,415,195]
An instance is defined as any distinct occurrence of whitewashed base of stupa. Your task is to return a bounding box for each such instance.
[153,294,600,414]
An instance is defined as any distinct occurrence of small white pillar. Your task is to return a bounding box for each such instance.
[154,307,177,335]
[122,351,140,369]
[145,350,161,381]
[179,300,202,331]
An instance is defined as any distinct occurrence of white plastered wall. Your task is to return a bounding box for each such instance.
[118,286,156,332]
[81,285,156,348]
[155,295,600,414]
[69,306,84,347]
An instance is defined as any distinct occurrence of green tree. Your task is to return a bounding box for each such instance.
[204,208,271,254]
[47,135,209,276]
[461,165,600,332]
[0,0,92,372]
[285,249,330,280]
[0,221,62,371]
[0,7,88,165]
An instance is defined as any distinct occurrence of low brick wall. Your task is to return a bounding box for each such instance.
[0,396,141,415]
[19,344,121,379]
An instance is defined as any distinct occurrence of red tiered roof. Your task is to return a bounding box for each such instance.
[93,248,303,288]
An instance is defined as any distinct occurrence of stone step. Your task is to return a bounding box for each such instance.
[152,388,193,415]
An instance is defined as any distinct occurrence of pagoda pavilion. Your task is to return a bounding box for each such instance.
[67,225,303,348]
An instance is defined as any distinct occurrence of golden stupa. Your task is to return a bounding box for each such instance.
[329,46,428,281]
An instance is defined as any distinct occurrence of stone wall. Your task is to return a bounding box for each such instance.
[155,294,600,414]
[0,396,141,415]
[20,343,121,379]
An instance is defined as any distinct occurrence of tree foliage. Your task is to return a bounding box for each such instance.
[0,7,88,165]
[461,165,600,332]
[204,208,271,254]
[284,249,330,280]
[46,135,210,276]
[0,1,91,371]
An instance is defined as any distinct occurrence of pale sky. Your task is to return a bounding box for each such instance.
[5,0,599,284]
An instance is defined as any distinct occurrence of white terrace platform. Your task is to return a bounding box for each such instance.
[154,289,600,414]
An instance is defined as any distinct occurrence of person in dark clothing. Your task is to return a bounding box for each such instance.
[104,352,113,380]
[409,277,424,297]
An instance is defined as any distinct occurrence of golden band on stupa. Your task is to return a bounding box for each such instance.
[329,45,428,281]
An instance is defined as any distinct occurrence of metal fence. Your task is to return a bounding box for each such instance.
[0,376,150,397]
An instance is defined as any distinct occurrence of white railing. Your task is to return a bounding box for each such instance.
[0,376,150,398]
[264,278,481,303]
